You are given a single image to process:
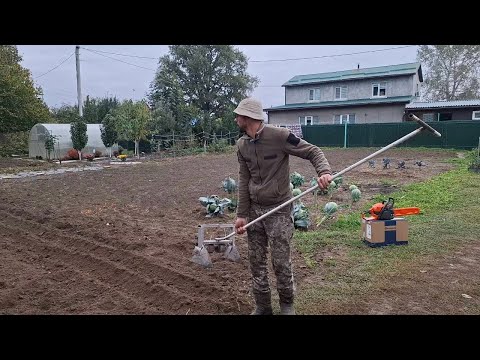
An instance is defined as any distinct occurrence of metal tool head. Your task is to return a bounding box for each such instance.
[192,224,240,267]
[224,242,241,262]
[190,245,212,267]
[408,114,442,137]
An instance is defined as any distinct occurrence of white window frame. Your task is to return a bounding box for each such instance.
[334,86,348,100]
[299,115,319,125]
[308,88,320,102]
[472,110,480,120]
[372,82,387,98]
[333,114,355,124]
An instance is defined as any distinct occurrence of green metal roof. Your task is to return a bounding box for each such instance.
[283,62,422,87]
[264,96,415,112]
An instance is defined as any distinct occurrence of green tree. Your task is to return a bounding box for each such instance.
[100,112,118,157]
[44,133,59,161]
[70,119,88,160]
[148,45,258,137]
[97,96,119,122]
[82,95,98,123]
[51,104,80,124]
[52,96,119,124]
[0,45,51,133]
[115,100,152,158]
[417,45,480,101]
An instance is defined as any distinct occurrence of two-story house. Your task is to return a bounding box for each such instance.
[264,62,423,126]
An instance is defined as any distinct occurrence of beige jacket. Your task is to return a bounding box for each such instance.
[236,124,331,218]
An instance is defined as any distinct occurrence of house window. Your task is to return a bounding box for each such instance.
[372,82,387,97]
[423,113,434,122]
[472,111,480,120]
[415,84,420,97]
[308,88,320,102]
[335,86,347,100]
[299,116,319,125]
[439,113,452,121]
[334,114,355,124]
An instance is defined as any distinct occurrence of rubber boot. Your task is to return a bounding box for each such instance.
[250,292,273,315]
[279,302,296,315]
[250,305,273,315]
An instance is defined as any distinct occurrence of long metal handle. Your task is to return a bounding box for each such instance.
[215,115,441,241]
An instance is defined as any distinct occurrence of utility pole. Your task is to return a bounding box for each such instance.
[75,45,83,117]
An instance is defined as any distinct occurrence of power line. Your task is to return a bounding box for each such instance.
[34,52,75,79]
[79,45,416,65]
[249,45,417,63]
[80,47,159,60]
[82,48,156,71]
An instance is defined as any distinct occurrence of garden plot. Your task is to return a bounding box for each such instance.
[0,148,458,314]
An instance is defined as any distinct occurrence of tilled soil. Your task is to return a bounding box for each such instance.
[0,148,457,314]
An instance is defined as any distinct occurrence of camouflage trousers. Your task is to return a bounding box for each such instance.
[247,202,295,305]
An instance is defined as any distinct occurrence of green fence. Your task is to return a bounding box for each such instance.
[302,121,480,149]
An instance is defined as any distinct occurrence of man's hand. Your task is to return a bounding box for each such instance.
[235,217,247,234]
[317,173,333,190]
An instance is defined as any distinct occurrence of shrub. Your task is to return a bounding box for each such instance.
[94,150,102,158]
[207,139,230,153]
[0,132,29,157]
[66,148,79,160]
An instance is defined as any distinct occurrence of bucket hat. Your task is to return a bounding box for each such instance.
[234,98,264,121]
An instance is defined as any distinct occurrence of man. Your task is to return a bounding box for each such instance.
[233,97,332,315]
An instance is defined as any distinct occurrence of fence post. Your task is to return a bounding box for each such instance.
[478,136,480,158]
[172,131,175,158]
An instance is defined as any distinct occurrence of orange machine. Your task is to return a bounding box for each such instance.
[366,197,420,220]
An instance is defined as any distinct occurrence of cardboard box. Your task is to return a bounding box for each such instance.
[361,217,408,247]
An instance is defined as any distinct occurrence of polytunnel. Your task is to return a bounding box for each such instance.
[29,123,117,160]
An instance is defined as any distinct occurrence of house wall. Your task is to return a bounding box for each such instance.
[285,75,414,104]
[267,103,407,125]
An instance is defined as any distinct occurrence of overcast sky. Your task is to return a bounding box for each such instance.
[17,45,419,110]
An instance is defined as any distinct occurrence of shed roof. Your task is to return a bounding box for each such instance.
[405,100,480,109]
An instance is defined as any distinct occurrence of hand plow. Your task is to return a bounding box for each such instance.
[190,224,241,267]
[191,113,441,268]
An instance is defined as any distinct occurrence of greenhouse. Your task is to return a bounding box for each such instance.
[29,123,116,159]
